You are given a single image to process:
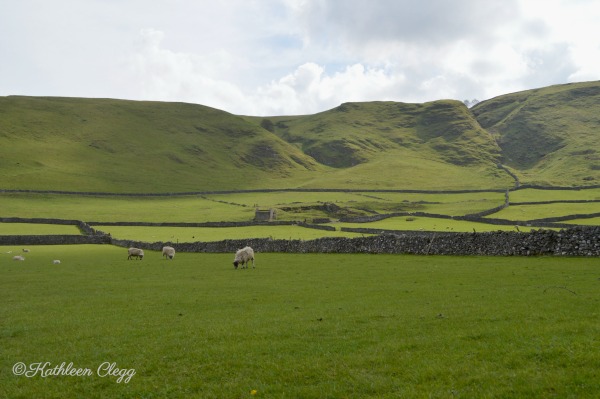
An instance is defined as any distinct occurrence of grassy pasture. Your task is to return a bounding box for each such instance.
[334,216,537,233]
[0,190,507,224]
[95,224,366,243]
[205,191,507,218]
[510,188,600,202]
[0,193,252,223]
[565,217,600,226]
[490,202,600,221]
[1,245,599,398]
[0,222,80,235]
[1,188,599,242]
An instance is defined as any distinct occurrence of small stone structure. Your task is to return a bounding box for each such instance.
[254,208,276,222]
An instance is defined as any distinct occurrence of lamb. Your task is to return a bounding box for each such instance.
[162,246,175,260]
[13,255,25,261]
[127,247,144,260]
[233,246,255,269]
[53,260,61,264]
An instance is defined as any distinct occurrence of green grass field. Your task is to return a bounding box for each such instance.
[1,245,599,398]
[0,193,252,223]
[565,217,600,226]
[334,216,538,233]
[490,202,600,222]
[0,222,80,235]
[510,188,600,202]
[2,188,599,239]
[2,82,599,398]
[0,190,508,224]
[95,224,366,243]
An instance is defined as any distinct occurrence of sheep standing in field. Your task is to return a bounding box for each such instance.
[128,247,144,260]
[162,246,175,260]
[233,246,255,269]
[13,255,25,261]
[53,260,61,264]
[22,248,30,253]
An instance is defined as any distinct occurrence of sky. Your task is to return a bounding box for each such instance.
[1,0,599,116]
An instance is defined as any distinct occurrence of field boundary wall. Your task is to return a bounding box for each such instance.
[2,184,599,197]
[109,226,600,256]
[1,223,598,256]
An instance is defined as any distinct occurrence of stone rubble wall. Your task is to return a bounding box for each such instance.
[110,226,600,257]
[2,219,598,257]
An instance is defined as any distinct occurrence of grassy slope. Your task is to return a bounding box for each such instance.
[1,96,513,192]
[2,81,599,193]
[246,100,511,190]
[472,81,600,186]
[0,96,323,192]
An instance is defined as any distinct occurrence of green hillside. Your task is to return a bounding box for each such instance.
[1,81,598,193]
[245,100,509,189]
[472,81,600,186]
[0,96,322,192]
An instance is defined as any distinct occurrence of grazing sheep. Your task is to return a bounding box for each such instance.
[13,255,25,261]
[53,260,61,264]
[162,246,175,260]
[22,248,30,253]
[233,246,255,269]
[127,247,144,260]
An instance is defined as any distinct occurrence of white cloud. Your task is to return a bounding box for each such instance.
[130,28,246,111]
[1,0,599,115]
[250,63,408,115]
[129,32,408,115]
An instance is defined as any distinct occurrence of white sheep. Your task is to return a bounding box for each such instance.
[127,247,144,260]
[13,255,25,261]
[53,260,61,264]
[233,246,255,269]
[162,246,175,260]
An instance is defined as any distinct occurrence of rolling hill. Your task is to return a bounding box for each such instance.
[0,81,598,193]
[472,80,600,186]
[0,96,323,192]
[243,100,509,190]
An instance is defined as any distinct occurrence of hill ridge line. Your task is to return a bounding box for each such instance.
[2,184,599,197]
[1,188,512,196]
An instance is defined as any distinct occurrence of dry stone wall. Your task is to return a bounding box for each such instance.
[2,211,599,256]
[0,234,110,245]
[111,226,600,257]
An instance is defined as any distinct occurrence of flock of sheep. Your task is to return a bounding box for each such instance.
[127,245,256,269]
[127,246,176,260]
[10,245,255,269]
[10,248,60,264]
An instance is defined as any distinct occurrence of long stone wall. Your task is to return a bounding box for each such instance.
[110,226,600,257]
[0,235,111,245]
[2,184,598,197]
[2,216,598,257]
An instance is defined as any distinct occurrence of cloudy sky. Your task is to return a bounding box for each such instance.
[1,0,599,115]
